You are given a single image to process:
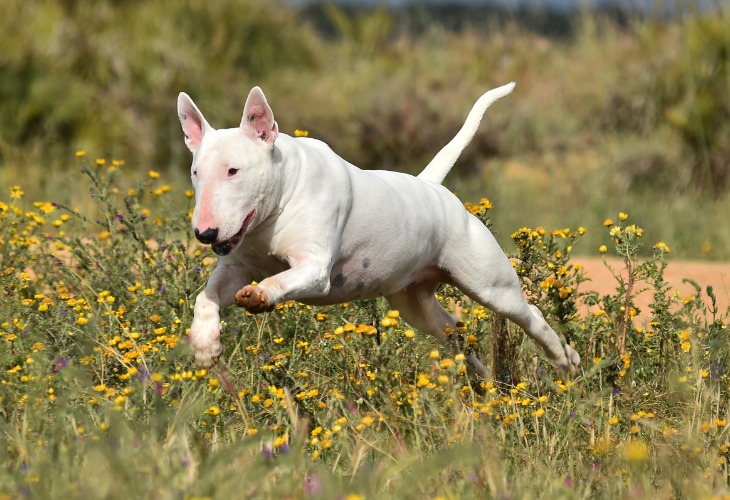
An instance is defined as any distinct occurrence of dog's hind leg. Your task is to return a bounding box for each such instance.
[442,217,580,373]
[387,282,489,386]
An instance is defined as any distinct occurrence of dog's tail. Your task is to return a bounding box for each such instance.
[417,82,515,185]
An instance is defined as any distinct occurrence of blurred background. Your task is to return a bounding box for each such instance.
[0,0,728,258]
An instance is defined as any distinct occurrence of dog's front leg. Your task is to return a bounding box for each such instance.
[235,256,331,313]
[190,261,251,367]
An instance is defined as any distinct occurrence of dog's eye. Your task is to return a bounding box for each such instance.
[192,169,197,177]
[228,168,239,177]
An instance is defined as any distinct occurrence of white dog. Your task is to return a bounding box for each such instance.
[177,83,580,380]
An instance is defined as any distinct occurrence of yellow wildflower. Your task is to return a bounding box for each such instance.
[10,185,24,199]
[655,242,670,254]
[623,441,649,463]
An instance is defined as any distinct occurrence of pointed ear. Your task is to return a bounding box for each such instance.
[177,92,210,153]
[240,86,278,146]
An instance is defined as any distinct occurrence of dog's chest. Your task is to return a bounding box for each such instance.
[232,249,289,281]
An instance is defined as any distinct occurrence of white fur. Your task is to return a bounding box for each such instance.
[177,84,580,378]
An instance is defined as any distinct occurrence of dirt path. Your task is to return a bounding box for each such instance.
[574,257,730,322]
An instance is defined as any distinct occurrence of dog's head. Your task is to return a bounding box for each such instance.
[177,87,279,256]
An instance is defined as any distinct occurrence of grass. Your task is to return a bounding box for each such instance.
[1,1,730,258]
[1,158,729,498]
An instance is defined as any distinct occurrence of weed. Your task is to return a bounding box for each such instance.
[1,159,729,497]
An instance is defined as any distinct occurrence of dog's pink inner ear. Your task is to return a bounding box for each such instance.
[242,88,278,146]
[245,110,278,145]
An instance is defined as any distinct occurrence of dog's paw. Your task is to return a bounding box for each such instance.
[235,285,274,313]
[562,344,581,375]
[188,321,222,368]
[549,343,581,375]
[192,343,221,368]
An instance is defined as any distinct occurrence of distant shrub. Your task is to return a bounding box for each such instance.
[648,15,730,194]
[0,0,321,179]
[676,15,730,193]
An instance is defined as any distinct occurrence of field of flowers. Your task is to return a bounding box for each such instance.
[1,156,729,498]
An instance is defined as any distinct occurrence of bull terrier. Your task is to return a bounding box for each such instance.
[177,83,580,381]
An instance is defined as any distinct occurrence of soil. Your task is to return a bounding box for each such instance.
[573,257,730,322]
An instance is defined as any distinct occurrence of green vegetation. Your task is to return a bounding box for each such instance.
[1,158,729,498]
[1,1,729,258]
[2,5,730,493]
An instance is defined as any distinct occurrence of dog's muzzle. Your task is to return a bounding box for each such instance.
[209,209,256,256]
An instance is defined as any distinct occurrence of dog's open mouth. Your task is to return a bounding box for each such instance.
[211,209,256,256]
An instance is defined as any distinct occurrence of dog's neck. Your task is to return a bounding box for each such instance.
[252,134,307,228]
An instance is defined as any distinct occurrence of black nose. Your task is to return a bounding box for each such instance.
[194,227,219,244]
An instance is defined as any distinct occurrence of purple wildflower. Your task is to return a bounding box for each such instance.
[304,475,323,496]
[137,366,151,382]
[53,357,69,372]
